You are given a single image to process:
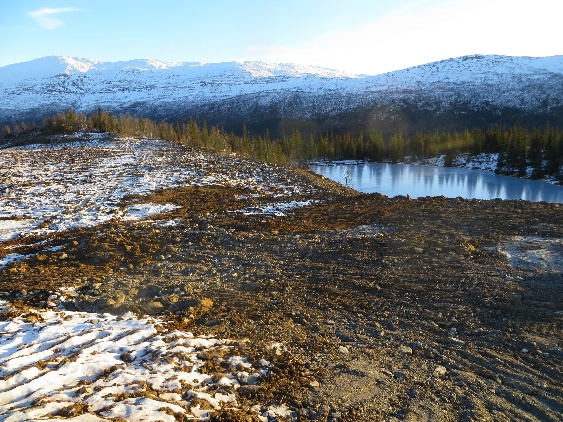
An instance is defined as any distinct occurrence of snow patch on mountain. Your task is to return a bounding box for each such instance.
[238,61,357,78]
[1,54,562,128]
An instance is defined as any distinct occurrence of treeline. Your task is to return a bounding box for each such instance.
[2,109,289,165]
[3,109,563,180]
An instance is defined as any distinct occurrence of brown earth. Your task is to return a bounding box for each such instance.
[1,169,562,421]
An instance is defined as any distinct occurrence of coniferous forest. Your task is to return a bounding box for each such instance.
[3,108,563,182]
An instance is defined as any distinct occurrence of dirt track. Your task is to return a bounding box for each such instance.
[1,162,562,421]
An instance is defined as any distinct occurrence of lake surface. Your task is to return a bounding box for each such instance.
[311,163,563,203]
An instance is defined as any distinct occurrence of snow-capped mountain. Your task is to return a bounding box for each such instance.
[1,54,562,135]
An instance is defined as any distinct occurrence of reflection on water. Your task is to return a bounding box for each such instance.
[312,163,563,203]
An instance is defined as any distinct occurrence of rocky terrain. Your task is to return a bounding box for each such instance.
[1,133,562,420]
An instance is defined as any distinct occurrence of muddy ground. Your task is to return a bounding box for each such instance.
[1,166,562,421]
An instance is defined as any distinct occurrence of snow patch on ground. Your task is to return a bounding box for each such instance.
[311,153,501,174]
[0,220,36,242]
[0,300,272,421]
[500,236,563,272]
[407,153,499,172]
[123,203,181,221]
[233,200,319,217]
[0,252,35,269]
[0,134,316,243]
[451,153,499,172]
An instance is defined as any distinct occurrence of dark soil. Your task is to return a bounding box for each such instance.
[1,166,562,421]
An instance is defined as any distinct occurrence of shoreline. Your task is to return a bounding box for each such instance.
[309,153,563,186]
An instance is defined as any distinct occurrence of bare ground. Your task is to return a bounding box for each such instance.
[1,168,562,421]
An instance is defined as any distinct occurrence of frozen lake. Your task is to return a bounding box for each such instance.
[311,163,563,203]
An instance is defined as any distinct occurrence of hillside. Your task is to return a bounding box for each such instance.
[1,132,562,420]
[1,54,563,136]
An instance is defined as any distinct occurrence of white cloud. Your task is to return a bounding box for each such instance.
[248,0,562,75]
[28,7,78,30]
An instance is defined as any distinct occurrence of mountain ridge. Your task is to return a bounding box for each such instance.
[2,54,563,136]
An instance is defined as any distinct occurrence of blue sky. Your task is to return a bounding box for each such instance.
[0,0,560,74]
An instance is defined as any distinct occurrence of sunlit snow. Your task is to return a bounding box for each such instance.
[1,54,562,124]
[0,300,274,421]
[0,133,313,250]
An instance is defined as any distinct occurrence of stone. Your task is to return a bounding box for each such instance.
[169,298,201,313]
[433,365,447,377]
[145,301,165,314]
[238,374,259,385]
[54,403,89,417]
[271,345,283,356]
[338,346,350,354]
[400,345,413,354]
[394,371,406,380]
[120,351,136,363]
[76,385,93,395]
[113,292,126,306]
[447,337,465,346]
[138,284,162,299]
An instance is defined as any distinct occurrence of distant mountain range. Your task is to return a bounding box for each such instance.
[1,54,562,136]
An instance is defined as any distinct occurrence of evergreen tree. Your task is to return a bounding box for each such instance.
[471,127,485,155]
[389,131,404,163]
[186,118,201,147]
[366,131,385,161]
[201,120,210,148]
[529,128,545,178]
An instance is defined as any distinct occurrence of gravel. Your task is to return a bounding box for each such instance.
[1,134,562,421]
